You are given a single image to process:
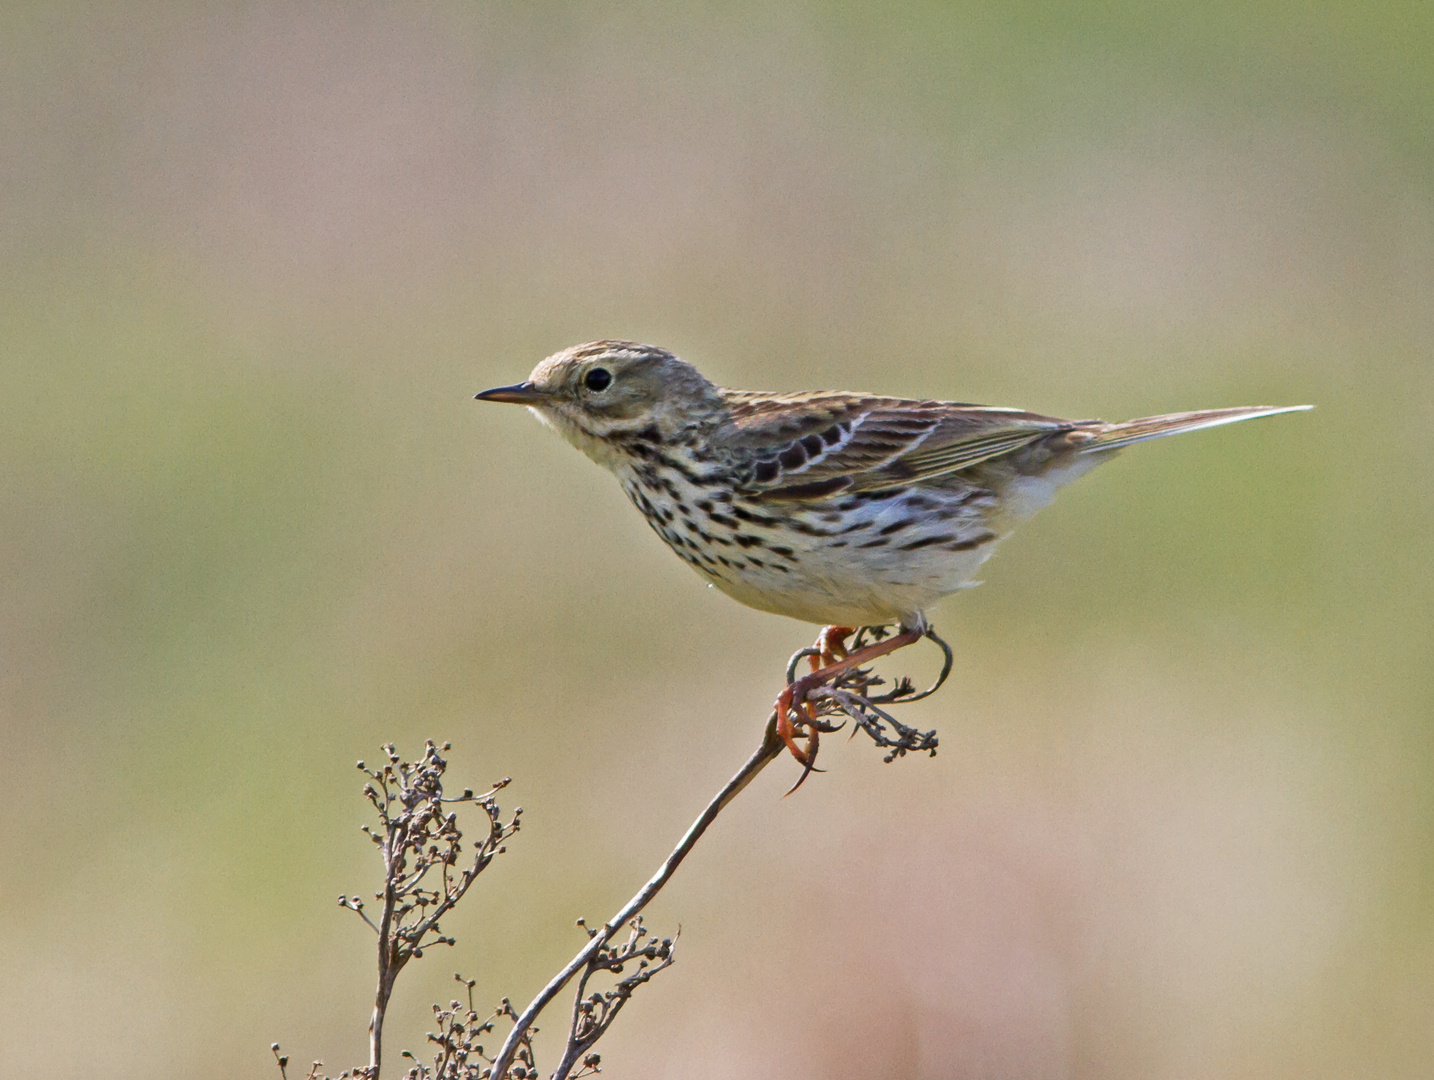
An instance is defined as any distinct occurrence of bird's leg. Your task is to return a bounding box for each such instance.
[774,682,817,770]
[775,623,925,791]
[780,622,854,768]
[777,626,856,770]
[784,625,858,760]
[812,625,856,671]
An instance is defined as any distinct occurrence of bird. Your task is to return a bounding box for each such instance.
[477,340,1309,770]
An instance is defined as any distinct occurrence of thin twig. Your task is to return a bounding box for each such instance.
[550,917,678,1080]
[345,741,519,1078]
[487,716,783,1078]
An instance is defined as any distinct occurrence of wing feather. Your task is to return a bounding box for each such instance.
[720,390,1072,499]
[716,389,1309,502]
[888,424,1061,480]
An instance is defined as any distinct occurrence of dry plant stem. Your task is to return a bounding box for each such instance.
[344,742,518,1079]
[551,918,677,1080]
[370,884,400,1074]
[488,717,784,1079]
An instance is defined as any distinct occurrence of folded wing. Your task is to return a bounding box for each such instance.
[722,390,1073,499]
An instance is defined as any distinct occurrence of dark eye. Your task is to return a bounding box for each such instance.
[584,367,613,392]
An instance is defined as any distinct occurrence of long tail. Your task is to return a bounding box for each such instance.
[1078,405,1312,453]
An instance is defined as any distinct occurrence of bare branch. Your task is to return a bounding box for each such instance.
[486,716,784,1078]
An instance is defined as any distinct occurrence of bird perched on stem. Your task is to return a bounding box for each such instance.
[478,341,1309,773]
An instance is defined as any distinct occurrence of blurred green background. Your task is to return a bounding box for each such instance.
[2,2,1430,1077]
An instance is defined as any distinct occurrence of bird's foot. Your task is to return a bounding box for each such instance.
[812,625,856,670]
[775,623,925,793]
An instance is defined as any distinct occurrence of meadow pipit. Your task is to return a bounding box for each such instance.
[478,341,1308,768]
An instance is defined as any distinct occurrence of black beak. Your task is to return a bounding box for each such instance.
[474,381,551,405]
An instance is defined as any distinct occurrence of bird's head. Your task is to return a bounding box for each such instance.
[476,341,723,467]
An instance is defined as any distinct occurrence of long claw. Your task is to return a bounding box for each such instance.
[774,684,810,765]
[784,701,822,795]
[784,753,822,796]
[772,623,924,788]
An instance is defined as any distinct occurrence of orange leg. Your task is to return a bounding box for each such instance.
[778,626,854,764]
[780,626,858,761]
[775,624,924,791]
[814,626,855,670]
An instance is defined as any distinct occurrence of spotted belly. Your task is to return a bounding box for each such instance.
[618,468,1005,626]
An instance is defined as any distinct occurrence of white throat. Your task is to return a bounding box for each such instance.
[530,406,628,470]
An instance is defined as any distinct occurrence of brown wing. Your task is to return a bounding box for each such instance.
[719,390,1077,499]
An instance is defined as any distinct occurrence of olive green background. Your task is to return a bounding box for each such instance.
[2,3,1430,1077]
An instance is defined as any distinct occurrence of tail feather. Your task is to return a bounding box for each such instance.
[1079,405,1312,453]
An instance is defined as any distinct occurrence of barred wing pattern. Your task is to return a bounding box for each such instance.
[719,390,1075,499]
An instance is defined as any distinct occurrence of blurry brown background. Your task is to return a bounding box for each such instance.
[2,3,1430,1077]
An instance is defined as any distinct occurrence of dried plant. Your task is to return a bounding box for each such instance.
[549,917,677,1080]
[274,740,520,1080]
[352,742,521,1075]
[399,980,533,1080]
[274,631,947,1079]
